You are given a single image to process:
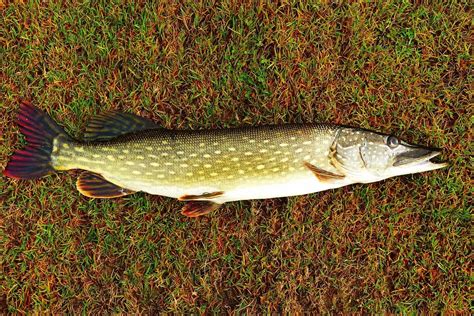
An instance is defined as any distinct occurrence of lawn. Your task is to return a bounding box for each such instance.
[1,0,471,313]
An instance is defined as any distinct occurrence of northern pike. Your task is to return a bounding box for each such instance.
[4,102,447,217]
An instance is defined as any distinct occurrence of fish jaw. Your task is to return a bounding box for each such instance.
[387,150,448,177]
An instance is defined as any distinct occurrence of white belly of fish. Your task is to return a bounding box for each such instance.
[219,174,354,203]
[107,172,354,204]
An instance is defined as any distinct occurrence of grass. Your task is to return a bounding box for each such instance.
[1,0,471,313]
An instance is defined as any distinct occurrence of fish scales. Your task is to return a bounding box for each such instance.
[53,124,339,199]
[4,103,447,217]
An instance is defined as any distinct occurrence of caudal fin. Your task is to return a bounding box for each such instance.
[3,101,68,179]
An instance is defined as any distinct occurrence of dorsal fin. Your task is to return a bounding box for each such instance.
[76,171,135,198]
[83,111,159,141]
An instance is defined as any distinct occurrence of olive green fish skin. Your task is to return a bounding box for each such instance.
[4,103,447,215]
[52,124,339,194]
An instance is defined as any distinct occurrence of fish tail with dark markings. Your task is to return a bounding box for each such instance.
[3,101,70,179]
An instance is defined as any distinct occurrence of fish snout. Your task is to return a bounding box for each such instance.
[392,143,447,171]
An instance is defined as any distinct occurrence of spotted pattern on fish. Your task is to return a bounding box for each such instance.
[52,125,338,189]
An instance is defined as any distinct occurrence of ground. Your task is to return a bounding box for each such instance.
[0,1,471,313]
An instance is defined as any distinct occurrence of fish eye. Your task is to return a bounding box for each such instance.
[387,135,399,148]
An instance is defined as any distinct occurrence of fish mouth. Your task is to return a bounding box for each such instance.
[393,145,448,171]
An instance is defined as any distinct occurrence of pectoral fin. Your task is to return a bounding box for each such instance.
[303,161,345,182]
[77,171,135,198]
[181,201,221,217]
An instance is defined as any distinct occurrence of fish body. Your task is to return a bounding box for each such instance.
[52,125,347,203]
[4,102,447,217]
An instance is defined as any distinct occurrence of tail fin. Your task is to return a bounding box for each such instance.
[3,101,69,179]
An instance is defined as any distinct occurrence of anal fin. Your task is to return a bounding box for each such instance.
[181,201,221,217]
[77,171,135,198]
[303,161,345,182]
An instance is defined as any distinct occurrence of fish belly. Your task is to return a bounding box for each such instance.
[218,174,353,203]
[102,171,352,204]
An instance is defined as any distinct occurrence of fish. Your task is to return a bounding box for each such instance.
[3,102,448,217]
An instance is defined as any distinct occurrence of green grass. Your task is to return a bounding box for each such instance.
[1,0,471,313]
